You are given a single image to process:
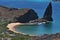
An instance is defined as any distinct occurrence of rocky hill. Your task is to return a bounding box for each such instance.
[0,5,38,23]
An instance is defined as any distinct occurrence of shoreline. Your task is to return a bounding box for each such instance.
[6,23,37,36]
[6,22,60,37]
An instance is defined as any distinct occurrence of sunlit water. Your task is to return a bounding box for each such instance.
[0,1,60,36]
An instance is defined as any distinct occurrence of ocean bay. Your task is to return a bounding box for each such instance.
[0,1,60,36]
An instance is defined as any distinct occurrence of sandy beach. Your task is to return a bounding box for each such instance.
[6,23,36,36]
[7,23,26,35]
[6,22,47,36]
[6,23,60,40]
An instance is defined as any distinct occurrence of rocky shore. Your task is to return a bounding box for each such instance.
[30,33,60,40]
[6,23,60,40]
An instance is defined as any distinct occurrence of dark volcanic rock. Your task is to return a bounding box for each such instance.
[29,2,53,23]
[43,2,53,21]
[15,9,38,23]
[0,5,38,23]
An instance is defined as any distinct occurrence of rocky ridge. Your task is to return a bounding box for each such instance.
[0,5,38,23]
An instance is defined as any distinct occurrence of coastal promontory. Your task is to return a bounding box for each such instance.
[0,5,38,23]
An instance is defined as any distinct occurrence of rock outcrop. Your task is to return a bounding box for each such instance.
[15,9,38,23]
[42,2,53,21]
[0,5,38,23]
[29,2,53,23]
[0,2,53,24]
[30,33,60,40]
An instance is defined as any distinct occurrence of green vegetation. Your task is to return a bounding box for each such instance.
[0,21,30,40]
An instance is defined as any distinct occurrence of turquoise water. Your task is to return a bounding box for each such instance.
[14,2,60,36]
[0,1,60,36]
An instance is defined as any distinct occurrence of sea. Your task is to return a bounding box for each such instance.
[0,0,60,36]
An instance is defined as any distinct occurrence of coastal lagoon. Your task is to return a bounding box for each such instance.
[1,1,60,36]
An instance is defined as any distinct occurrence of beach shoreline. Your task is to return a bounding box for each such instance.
[6,23,60,40]
[6,23,37,36]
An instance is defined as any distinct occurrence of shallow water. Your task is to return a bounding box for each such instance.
[14,2,60,36]
[0,1,60,36]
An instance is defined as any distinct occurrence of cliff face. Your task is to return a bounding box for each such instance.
[0,5,38,23]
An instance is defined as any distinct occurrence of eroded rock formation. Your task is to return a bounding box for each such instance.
[29,2,53,23]
[42,2,53,21]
